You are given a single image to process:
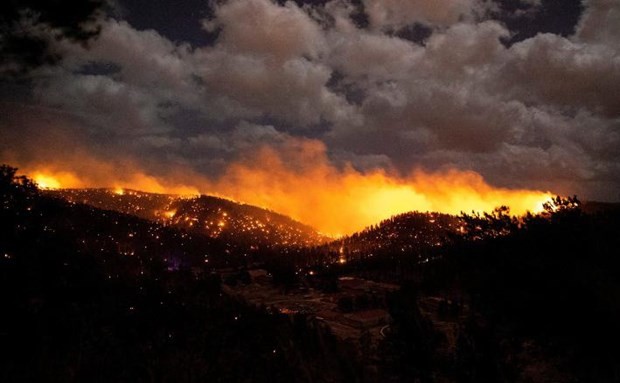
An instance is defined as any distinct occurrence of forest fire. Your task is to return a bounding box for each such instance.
[32,171,82,190]
[24,152,552,236]
[204,145,553,235]
[214,169,551,236]
[32,174,61,189]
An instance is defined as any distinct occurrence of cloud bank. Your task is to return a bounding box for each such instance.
[1,0,619,231]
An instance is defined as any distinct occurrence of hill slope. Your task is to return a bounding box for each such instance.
[48,188,327,248]
[314,212,461,265]
[1,167,359,383]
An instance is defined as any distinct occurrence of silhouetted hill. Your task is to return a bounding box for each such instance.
[47,188,327,248]
[315,212,461,265]
[335,199,620,382]
[1,165,362,383]
[6,164,620,382]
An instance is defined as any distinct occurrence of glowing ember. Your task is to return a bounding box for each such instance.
[163,210,176,219]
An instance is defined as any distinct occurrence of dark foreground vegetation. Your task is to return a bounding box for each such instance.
[0,165,359,382]
[372,199,620,382]
[2,164,620,382]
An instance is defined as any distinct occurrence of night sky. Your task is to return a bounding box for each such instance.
[1,0,619,204]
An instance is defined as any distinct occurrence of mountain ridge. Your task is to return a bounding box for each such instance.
[46,188,328,248]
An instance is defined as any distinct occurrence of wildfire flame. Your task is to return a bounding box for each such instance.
[32,171,80,190]
[163,210,177,219]
[16,142,553,236]
[205,145,553,235]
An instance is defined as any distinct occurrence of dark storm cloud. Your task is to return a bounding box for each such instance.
[0,0,107,73]
[1,0,619,201]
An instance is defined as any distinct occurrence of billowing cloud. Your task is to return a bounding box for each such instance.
[500,33,620,117]
[363,0,485,30]
[1,0,620,230]
[206,0,326,61]
[576,0,620,48]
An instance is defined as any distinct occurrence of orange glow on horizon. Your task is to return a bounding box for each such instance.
[17,142,553,235]
[206,145,553,235]
[32,171,82,190]
[32,174,61,189]
[23,167,200,197]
